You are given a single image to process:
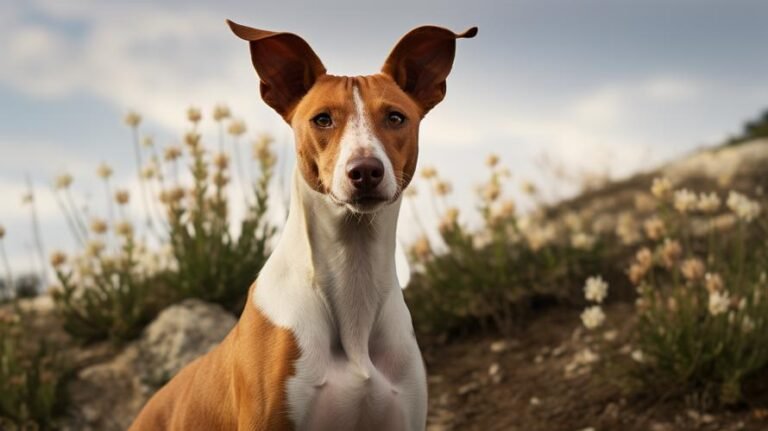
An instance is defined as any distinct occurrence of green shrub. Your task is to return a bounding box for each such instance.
[405,158,610,334]
[0,307,69,430]
[50,106,276,343]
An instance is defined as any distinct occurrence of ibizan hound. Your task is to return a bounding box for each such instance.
[129,20,476,431]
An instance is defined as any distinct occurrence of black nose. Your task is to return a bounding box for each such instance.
[346,157,384,191]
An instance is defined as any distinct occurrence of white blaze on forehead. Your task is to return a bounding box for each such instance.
[331,85,397,200]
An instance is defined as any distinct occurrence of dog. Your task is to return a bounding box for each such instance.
[128,19,476,431]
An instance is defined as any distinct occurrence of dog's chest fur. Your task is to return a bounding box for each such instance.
[253,171,427,430]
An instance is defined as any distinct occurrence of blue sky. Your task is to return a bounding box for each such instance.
[2,0,768,275]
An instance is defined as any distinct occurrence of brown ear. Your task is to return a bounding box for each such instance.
[381,26,477,114]
[227,19,326,120]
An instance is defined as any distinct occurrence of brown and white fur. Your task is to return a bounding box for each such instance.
[128,20,476,431]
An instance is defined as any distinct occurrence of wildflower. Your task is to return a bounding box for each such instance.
[213,104,231,121]
[571,232,596,250]
[631,349,645,363]
[403,186,417,198]
[574,347,599,365]
[651,177,672,199]
[55,173,73,189]
[521,181,537,195]
[184,131,201,149]
[227,119,247,136]
[141,163,157,179]
[628,263,646,285]
[580,305,606,329]
[616,213,640,245]
[497,200,516,218]
[21,193,33,204]
[411,235,431,260]
[115,221,134,238]
[90,218,108,235]
[680,258,705,282]
[124,111,142,127]
[635,247,653,270]
[525,224,556,251]
[420,166,437,180]
[673,189,697,213]
[482,181,501,201]
[708,290,730,316]
[434,181,452,196]
[115,189,130,205]
[213,173,229,187]
[50,251,67,268]
[252,134,275,160]
[741,316,756,333]
[660,239,682,269]
[485,153,499,167]
[643,216,665,240]
[187,106,202,123]
[697,192,721,213]
[213,153,229,170]
[141,136,154,148]
[97,163,113,179]
[164,145,182,161]
[584,276,608,303]
[439,207,460,233]
[85,239,105,258]
[727,191,761,222]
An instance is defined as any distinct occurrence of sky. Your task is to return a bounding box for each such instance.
[2,0,768,277]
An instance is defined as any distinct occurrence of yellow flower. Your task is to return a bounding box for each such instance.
[411,235,431,261]
[55,173,73,190]
[184,131,201,149]
[164,145,182,162]
[90,218,108,235]
[485,153,499,168]
[213,104,231,121]
[187,106,202,123]
[115,189,130,205]
[521,181,537,195]
[50,251,67,268]
[434,180,452,196]
[213,153,229,170]
[115,221,134,238]
[420,166,437,180]
[124,111,142,127]
[97,163,113,179]
[227,119,247,136]
[85,239,105,258]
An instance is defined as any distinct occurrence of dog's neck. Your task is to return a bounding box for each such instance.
[264,169,401,364]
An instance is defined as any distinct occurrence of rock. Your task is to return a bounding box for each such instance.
[62,299,236,431]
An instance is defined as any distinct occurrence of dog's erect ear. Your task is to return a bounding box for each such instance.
[381,26,477,115]
[227,20,326,120]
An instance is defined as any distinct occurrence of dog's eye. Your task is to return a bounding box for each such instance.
[387,111,406,127]
[312,113,333,128]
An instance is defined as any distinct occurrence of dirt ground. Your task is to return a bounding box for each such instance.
[422,304,768,431]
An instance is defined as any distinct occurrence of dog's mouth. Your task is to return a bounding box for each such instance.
[329,192,393,213]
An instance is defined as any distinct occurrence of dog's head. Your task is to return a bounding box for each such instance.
[228,20,476,214]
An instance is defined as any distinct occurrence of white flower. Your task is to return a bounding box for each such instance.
[651,177,672,198]
[727,191,761,222]
[673,189,697,213]
[697,192,721,213]
[571,232,596,250]
[574,348,599,365]
[708,290,731,316]
[580,306,606,329]
[584,276,609,303]
[630,349,645,363]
